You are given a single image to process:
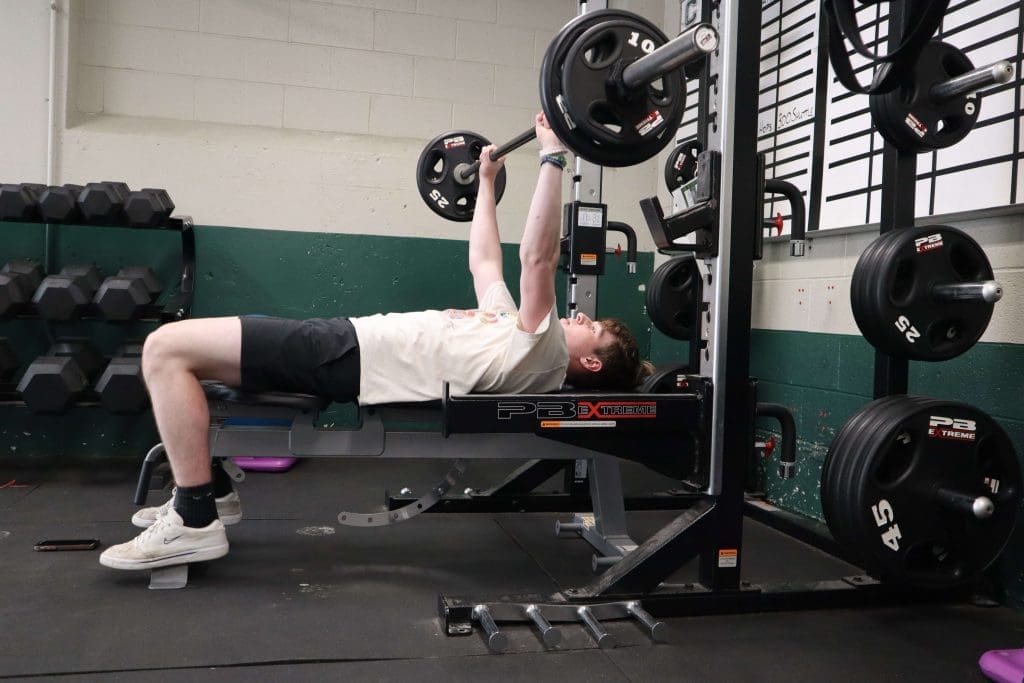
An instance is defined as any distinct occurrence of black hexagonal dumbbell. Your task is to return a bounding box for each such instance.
[0,338,18,383]
[0,260,44,319]
[96,343,149,413]
[93,266,162,321]
[38,184,86,224]
[32,264,103,320]
[17,340,103,413]
[79,181,131,225]
[124,188,175,228]
[0,183,47,221]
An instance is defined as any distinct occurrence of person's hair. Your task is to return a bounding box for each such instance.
[571,318,654,391]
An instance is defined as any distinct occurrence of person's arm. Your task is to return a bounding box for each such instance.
[468,144,505,306]
[517,112,566,333]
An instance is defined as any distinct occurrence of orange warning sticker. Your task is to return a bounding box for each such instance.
[718,548,738,568]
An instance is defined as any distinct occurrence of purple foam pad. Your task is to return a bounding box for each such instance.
[980,648,1024,683]
[232,457,297,473]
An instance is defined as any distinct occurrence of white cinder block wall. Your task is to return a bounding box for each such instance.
[2,0,680,248]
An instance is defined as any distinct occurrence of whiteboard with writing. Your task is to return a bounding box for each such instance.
[674,0,1024,232]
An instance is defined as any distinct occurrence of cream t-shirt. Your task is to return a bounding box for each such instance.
[350,282,568,405]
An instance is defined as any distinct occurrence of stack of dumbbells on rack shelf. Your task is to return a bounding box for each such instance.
[0,180,183,416]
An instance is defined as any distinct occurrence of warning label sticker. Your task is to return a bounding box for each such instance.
[636,110,665,137]
[718,549,738,568]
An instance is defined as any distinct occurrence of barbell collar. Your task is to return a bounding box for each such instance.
[455,127,538,182]
[930,60,1014,103]
[935,487,995,519]
[620,23,719,92]
[931,280,1002,304]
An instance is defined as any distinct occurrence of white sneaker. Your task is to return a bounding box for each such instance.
[100,508,229,570]
[132,489,243,528]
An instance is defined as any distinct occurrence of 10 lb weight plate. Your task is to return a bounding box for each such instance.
[664,140,702,193]
[869,41,981,153]
[646,255,701,341]
[540,10,685,167]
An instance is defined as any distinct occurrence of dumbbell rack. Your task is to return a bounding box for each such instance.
[0,215,195,410]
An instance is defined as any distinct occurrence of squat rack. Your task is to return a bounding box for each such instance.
[439,1,971,649]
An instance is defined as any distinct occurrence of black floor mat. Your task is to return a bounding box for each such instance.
[1,456,1021,681]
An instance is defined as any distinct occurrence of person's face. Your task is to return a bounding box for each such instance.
[559,312,609,359]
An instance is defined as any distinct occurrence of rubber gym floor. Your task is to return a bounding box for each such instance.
[1,455,1020,682]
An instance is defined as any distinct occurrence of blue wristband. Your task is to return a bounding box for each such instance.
[540,153,567,170]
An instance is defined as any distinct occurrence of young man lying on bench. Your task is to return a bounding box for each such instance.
[100,113,651,572]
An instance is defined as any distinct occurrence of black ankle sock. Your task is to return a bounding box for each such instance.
[210,460,235,498]
[174,482,217,528]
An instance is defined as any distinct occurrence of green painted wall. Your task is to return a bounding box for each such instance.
[0,221,652,459]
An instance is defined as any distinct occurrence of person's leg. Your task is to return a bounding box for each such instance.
[100,317,241,570]
[142,316,242,487]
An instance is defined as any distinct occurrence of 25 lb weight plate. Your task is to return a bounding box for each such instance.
[850,225,997,361]
[416,130,507,222]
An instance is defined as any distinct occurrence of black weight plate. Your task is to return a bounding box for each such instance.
[845,398,1021,587]
[540,11,623,166]
[540,10,684,167]
[828,396,935,566]
[416,130,507,222]
[638,363,692,393]
[822,397,889,534]
[561,18,684,163]
[855,225,995,361]
[664,140,702,192]
[645,255,700,340]
[826,396,937,555]
[869,41,981,154]
[822,396,916,543]
[850,229,902,348]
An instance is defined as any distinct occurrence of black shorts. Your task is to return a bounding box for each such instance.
[239,315,361,402]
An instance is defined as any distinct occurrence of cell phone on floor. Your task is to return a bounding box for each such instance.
[34,539,100,551]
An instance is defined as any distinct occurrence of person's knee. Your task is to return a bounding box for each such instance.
[141,322,189,381]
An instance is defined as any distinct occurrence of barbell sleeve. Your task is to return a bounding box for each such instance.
[930,60,1014,103]
[620,23,719,91]
[472,604,508,653]
[577,606,615,648]
[626,601,668,643]
[931,280,1002,304]
[935,488,995,519]
[525,604,562,647]
[455,127,539,182]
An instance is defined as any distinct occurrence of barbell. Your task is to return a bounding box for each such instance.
[416,12,718,221]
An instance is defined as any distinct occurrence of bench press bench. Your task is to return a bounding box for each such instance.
[132,379,705,589]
